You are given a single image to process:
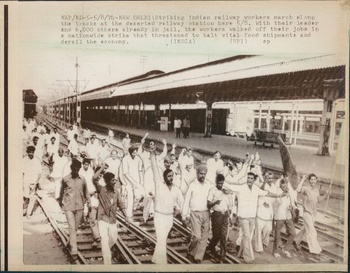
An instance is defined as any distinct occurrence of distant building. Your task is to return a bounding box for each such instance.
[23,89,37,119]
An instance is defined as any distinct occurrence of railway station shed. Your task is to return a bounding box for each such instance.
[46,54,346,156]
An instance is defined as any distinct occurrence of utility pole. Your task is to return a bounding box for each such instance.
[139,55,148,74]
[75,56,81,125]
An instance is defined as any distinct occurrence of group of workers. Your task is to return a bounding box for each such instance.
[22,118,329,265]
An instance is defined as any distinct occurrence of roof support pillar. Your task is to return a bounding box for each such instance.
[137,102,142,128]
[293,103,299,145]
[317,79,343,156]
[290,101,295,144]
[204,101,213,138]
[155,104,160,130]
[267,105,271,132]
[317,99,331,156]
[258,102,262,130]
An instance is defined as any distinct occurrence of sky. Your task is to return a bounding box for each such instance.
[13,1,348,105]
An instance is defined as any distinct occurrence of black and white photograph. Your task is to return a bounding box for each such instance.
[3,1,349,271]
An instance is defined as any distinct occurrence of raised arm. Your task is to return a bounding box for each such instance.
[234,155,254,184]
[296,174,307,192]
[149,142,162,186]
[92,163,107,192]
[170,143,177,156]
[159,139,168,159]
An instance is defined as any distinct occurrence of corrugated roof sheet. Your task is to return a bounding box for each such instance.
[106,54,345,98]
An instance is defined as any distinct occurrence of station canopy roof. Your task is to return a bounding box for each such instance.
[81,54,346,105]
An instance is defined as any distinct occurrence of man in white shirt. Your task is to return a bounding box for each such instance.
[66,125,75,143]
[49,148,68,199]
[122,145,144,217]
[230,172,284,263]
[182,164,213,264]
[79,158,101,246]
[98,138,111,164]
[83,128,91,145]
[86,135,100,168]
[273,178,297,258]
[253,172,277,253]
[32,136,43,162]
[174,117,182,138]
[47,136,59,159]
[207,173,233,263]
[178,147,194,173]
[50,127,60,144]
[149,142,184,264]
[104,150,121,178]
[23,146,42,217]
[68,134,79,157]
[206,151,224,184]
[22,126,31,154]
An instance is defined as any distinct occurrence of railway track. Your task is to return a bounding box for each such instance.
[34,115,345,265]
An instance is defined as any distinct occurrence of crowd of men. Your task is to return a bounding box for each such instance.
[22,117,329,264]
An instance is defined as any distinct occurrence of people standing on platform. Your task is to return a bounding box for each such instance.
[68,133,79,157]
[174,117,182,138]
[79,158,101,247]
[207,174,233,263]
[253,172,277,253]
[294,173,329,259]
[58,159,90,260]
[22,145,42,218]
[92,163,131,265]
[49,148,68,200]
[83,127,91,145]
[122,144,144,217]
[182,116,191,138]
[181,164,212,264]
[206,151,225,184]
[229,170,285,263]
